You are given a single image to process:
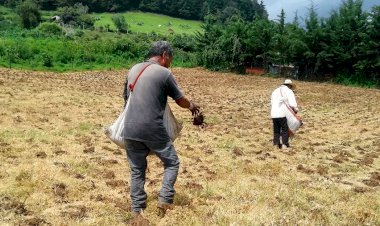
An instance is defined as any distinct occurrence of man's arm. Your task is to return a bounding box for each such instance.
[166,72,200,115]
[287,90,299,112]
[175,96,199,115]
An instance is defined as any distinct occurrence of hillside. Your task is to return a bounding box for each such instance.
[0,6,202,35]
[0,68,379,225]
[93,11,203,35]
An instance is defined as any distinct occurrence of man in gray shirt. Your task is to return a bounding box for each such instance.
[122,41,199,217]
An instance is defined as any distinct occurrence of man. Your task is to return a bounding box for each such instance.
[122,41,199,217]
[270,79,299,149]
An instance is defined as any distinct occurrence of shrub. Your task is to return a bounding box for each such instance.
[42,53,53,67]
[111,14,128,33]
[16,0,41,29]
[78,14,95,29]
[0,44,5,56]
[37,22,62,36]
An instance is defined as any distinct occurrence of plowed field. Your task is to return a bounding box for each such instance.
[1,68,379,225]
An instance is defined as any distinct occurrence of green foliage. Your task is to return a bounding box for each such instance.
[57,3,94,28]
[0,28,198,71]
[111,14,128,33]
[334,73,377,88]
[16,0,41,29]
[37,22,62,35]
[195,0,378,87]
[78,14,95,29]
[198,14,276,71]
[354,5,380,81]
[42,52,53,67]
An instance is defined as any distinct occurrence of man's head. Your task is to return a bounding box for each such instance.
[283,79,294,89]
[148,41,174,68]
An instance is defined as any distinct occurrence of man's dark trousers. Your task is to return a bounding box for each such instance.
[272,117,289,148]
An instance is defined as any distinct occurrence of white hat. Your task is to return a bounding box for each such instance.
[283,79,293,85]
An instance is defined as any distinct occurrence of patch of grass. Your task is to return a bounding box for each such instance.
[70,160,94,175]
[174,192,192,206]
[94,11,202,35]
[204,115,221,124]
[0,128,48,141]
[77,122,93,132]
[217,137,236,150]
[15,170,32,182]
[58,122,96,136]
[334,73,378,88]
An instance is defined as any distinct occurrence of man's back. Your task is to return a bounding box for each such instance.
[122,62,183,142]
[271,85,297,118]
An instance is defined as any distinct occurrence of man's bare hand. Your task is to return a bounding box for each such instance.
[189,102,200,116]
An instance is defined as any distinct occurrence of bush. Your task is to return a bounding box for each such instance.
[75,29,85,37]
[37,22,62,36]
[16,42,33,60]
[56,48,75,64]
[0,41,5,56]
[78,14,95,29]
[335,73,377,88]
[16,0,41,29]
[58,4,93,29]
[42,52,53,67]
[111,14,128,33]
[0,27,201,71]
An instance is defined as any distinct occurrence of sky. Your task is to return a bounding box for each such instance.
[261,0,379,22]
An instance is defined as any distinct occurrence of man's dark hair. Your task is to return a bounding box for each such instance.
[147,41,174,58]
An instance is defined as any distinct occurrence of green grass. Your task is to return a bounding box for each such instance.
[93,11,203,35]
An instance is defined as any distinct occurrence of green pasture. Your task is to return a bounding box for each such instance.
[93,11,203,35]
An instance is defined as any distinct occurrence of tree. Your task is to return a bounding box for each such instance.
[302,2,324,77]
[273,9,290,74]
[2,0,20,8]
[246,19,276,70]
[112,14,128,33]
[58,3,94,28]
[285,12,307,78]
[312,0,368,84]
[16,0,41,29]
[355,5,380,84]
[223,0,254,21]
[36,0,58,10]
[139,0,160,13]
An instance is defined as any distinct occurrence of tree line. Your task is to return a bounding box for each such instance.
[197,0,379,87]
[0,0,267,21]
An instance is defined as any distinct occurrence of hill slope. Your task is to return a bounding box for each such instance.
[94,11,203,35]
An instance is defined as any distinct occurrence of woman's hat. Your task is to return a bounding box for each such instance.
[283,79,293,85]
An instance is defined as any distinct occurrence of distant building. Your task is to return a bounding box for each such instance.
[269,64,299,78]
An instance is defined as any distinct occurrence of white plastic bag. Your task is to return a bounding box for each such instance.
[164,104,183,141]
[284,104,302,136]
[104,96,131,148]
[104,101,182,148]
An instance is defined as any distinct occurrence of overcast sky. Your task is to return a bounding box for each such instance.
[262,0,379,22]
